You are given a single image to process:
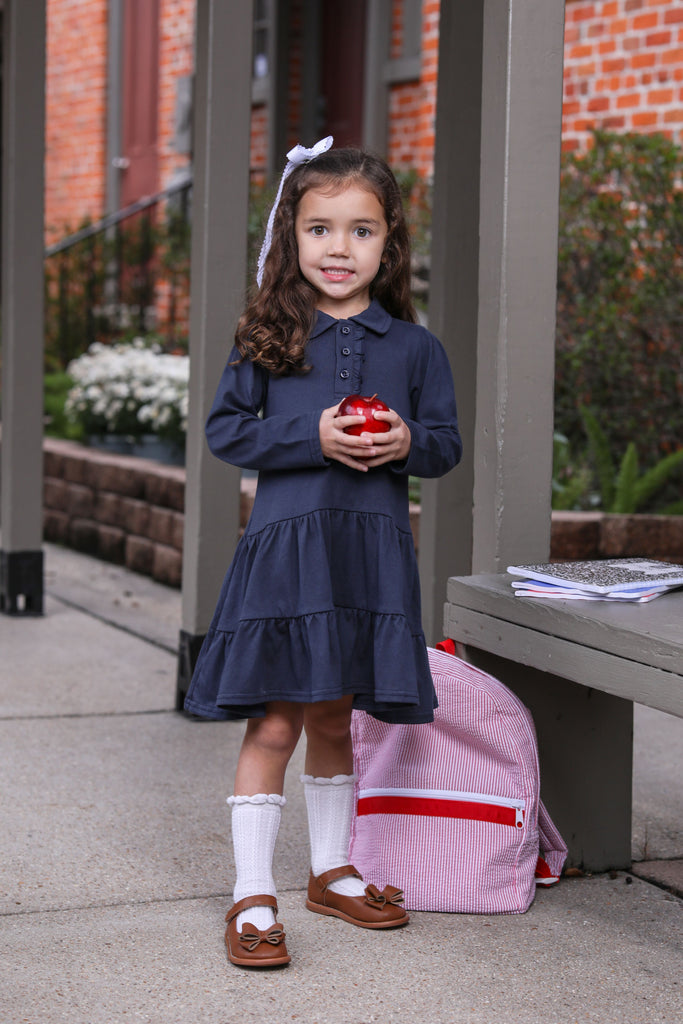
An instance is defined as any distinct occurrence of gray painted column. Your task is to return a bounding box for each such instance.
[363,0,391,153]
[0,0,47,615]
[105,0,124,215]
[420,0,566,642]
[177,0,253,706]
[462,649,634,871]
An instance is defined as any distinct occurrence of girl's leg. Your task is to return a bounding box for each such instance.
[303,695,354,778]
[301,697,366,897]
[230,702,304,930]
[234,701,304,795]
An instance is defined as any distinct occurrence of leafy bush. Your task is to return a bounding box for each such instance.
[44,372,84,440]
[552,432,593,511]
[246,181,277,286]
[581,406,683,515]
[555,131,683,497]
[44,199,192,374]
[44,227,110,372]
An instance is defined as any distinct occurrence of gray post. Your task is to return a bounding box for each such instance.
[0,0,47,615]
[420,0,566,643]
[461,649,633,871]
[176,0,254,708]
[105,0,124,215]
[363,0,391,153]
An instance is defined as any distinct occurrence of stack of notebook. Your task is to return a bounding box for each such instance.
[506,558,683,603]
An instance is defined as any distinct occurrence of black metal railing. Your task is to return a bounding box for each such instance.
[44,177,192,371]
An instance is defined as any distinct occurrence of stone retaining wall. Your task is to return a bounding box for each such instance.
[549,510,683,563]
[43,439,187,587]
[40,439,683,589]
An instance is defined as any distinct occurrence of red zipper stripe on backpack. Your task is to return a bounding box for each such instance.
[357,793,525,829]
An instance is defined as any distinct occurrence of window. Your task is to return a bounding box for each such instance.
[386,0,422,83]
[252,0,271,103]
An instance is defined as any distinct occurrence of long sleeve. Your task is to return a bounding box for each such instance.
[205,349,327,471]
[399,330,463,479]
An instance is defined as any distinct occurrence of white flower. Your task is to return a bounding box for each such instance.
[66,341,189,440]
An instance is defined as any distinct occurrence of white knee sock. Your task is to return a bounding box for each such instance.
[301,774,366,897]
[228,793,285,931]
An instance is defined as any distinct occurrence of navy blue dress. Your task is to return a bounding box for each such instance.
[184,300,462,724]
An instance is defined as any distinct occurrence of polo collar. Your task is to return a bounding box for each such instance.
[309,299,393,339]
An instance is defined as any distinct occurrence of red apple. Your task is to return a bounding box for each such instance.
[337,393,391,435]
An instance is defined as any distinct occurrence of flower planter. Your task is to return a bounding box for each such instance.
[88,434,136,456]
[550,511,683,563]
[88,434,185,466]
[66,340,189,461]
[130,435,185,466]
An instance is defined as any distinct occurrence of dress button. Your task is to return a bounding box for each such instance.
[339,369,350,380]
[341,326,351,335]
[342,347,351,356]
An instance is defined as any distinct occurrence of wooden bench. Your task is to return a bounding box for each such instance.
[444,573,682,871]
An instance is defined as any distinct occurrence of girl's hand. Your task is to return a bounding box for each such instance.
[319,404,412,471]
[358,407,412,468]
[319,404,380,472]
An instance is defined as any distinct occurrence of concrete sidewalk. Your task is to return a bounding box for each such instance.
[1,544,681,1024]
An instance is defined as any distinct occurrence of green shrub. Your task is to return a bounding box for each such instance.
[44,371,84,440]
[44,201,192,374]
[44,223,110,372]
[581,406,683,515]
[555,131,683,483]
[551,432,593,511]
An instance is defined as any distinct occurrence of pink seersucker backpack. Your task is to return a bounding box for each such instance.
[349,641,567,914]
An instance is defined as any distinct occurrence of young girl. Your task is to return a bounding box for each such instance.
[184,139,462,967]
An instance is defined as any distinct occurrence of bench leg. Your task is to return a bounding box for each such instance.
[461,648,634,872]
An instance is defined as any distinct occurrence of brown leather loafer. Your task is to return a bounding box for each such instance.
[225,894,291,967]
[306,865,409,929]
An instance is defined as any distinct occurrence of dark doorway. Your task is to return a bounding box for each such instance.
[320,1,367,147]
[121,0,160,205]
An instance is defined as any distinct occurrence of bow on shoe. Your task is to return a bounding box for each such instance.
[364,884,405,908]
[238,924,286,952]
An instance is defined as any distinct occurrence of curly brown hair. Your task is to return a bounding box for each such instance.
[235,148,417,376]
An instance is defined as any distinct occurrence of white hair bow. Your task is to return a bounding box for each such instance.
[256,135,334,287]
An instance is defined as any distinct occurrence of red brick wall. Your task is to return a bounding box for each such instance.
[43,1,683,245]
[45,0,108,244]
[45,0,196,244]
[563,0,683,151]
[416,1,440,177]
[158,0,195,187]
[387,0,439,179]
[387,0,683,173]
[250,105,268,185]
